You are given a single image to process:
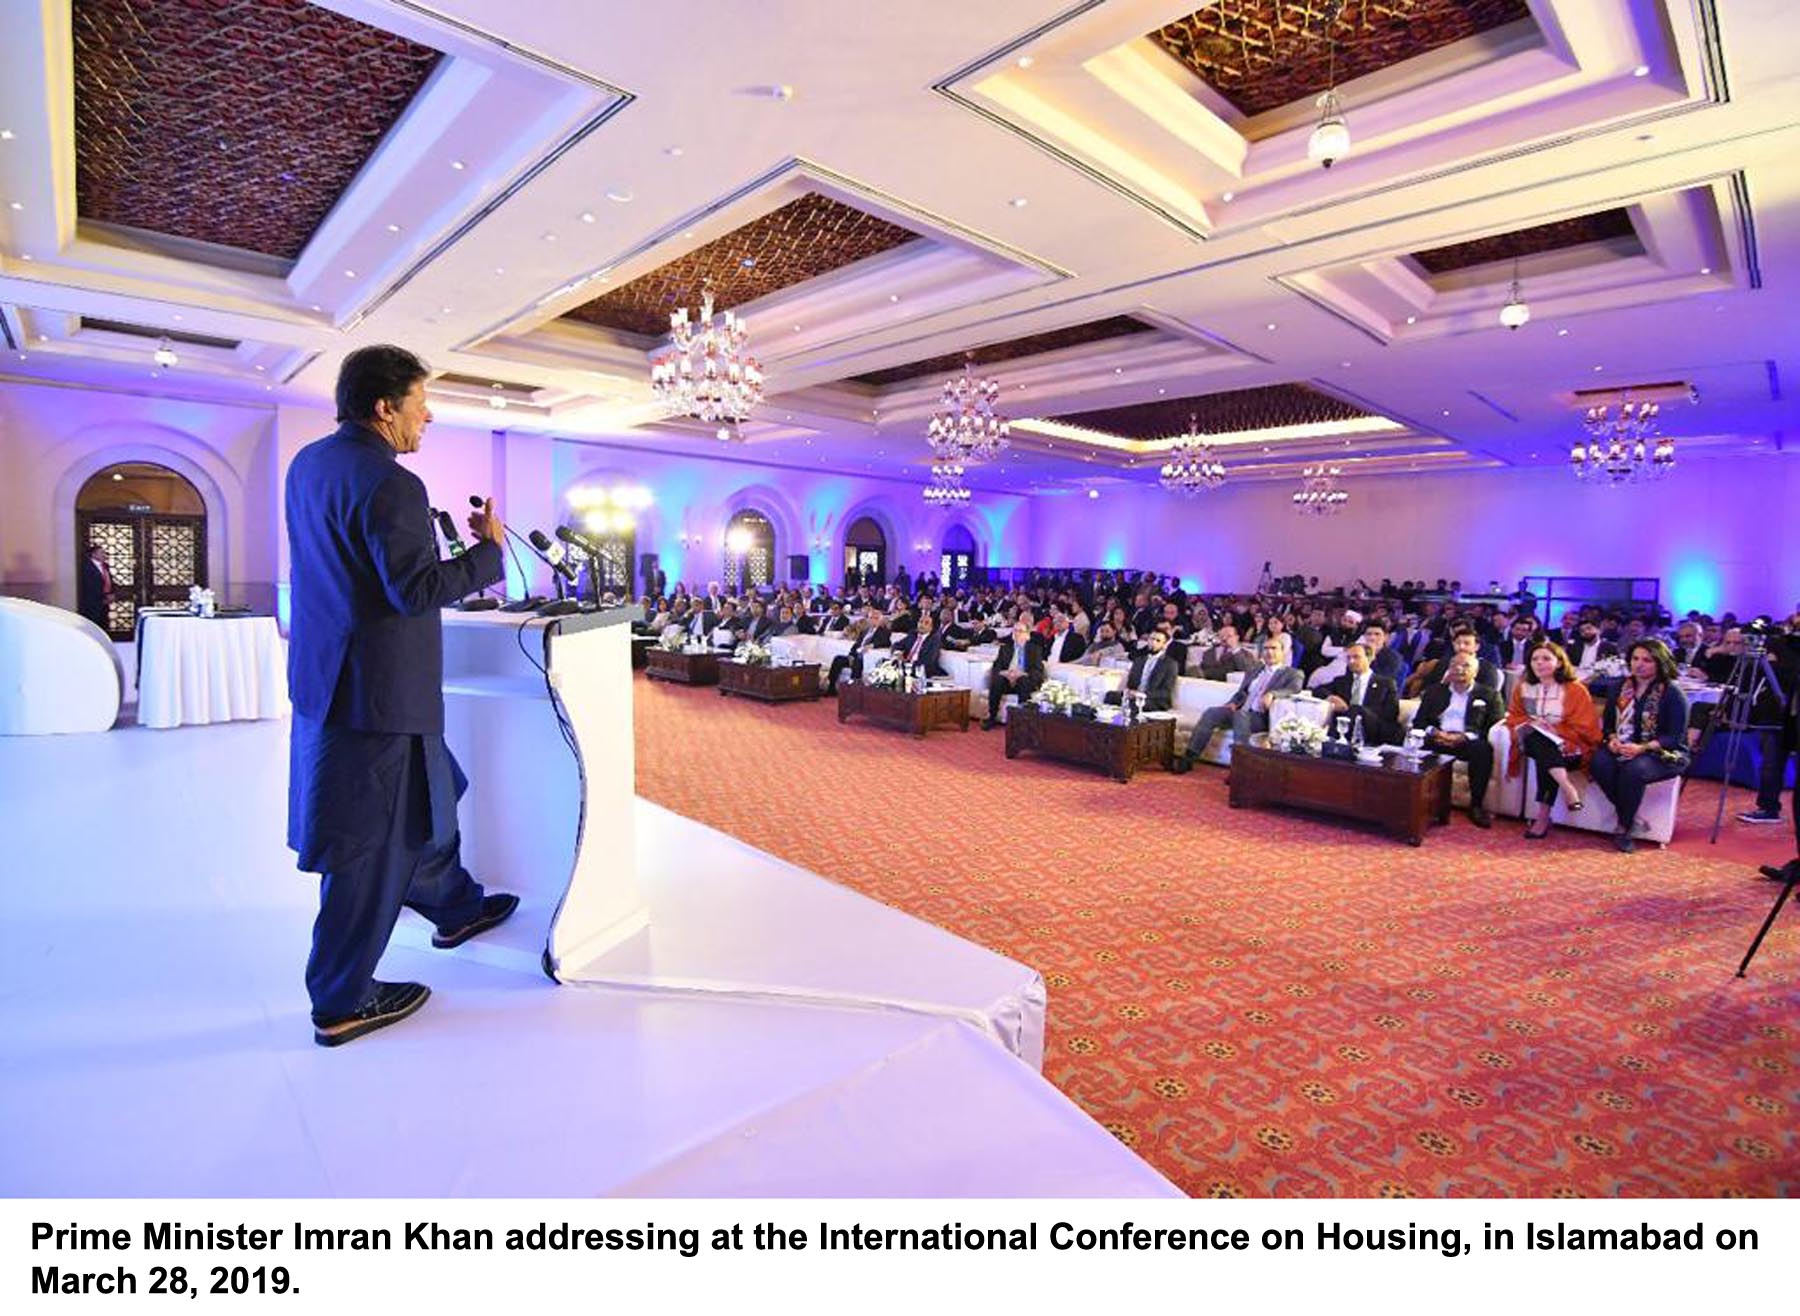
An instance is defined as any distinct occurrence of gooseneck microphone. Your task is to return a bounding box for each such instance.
[529,529,580,586]
[433,508,467,557]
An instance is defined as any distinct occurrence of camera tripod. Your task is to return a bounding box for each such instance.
[1738,858,1799,977]
[1704,637,1786,845]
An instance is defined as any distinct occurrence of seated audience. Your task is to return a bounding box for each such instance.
[1412,653,1502,827]
[1104,628,1178,713]
[1359,621,1406,685]
[1497,615,1541,670]
[1076,622,1127,666]
[1404,627,1501,697]
[983,620,1046,728]
[1505,641,1602,840]
[824,609,891,694]
[1566,618,1619,673]
[892,610,947,677]
[1196,625,1257,680]
[1590,638,1691,852]
[1323,642,1404,746]
[1173,637,1301,773]
[1043,612,1088,664]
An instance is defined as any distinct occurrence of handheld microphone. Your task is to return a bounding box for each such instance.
[433,509,467,557]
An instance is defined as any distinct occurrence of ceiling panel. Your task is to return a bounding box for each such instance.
[73,0,440,262]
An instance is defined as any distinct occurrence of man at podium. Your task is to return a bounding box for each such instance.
[286,345,519,1047]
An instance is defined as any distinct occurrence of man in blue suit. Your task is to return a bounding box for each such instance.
[287,345,515,1046]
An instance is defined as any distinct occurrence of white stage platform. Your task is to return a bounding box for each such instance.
[0,717,1171,1197]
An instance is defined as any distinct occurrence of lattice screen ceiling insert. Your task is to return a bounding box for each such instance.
[72,0,441,261]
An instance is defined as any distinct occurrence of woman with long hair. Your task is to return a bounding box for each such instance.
[1590,638,1691,852]
[1504,640,1603,840]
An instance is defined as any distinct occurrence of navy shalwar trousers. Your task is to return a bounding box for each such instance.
[289,716,487,1020]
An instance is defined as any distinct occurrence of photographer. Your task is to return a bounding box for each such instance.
[1735,619,1800,827]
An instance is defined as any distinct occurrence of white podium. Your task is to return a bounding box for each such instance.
[442,606,645,978]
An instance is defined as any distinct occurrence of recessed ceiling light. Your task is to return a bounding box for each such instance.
[1114,367,1123,374]
[310,304,322,312]
[7,201,20,211]
[19,253,31,260]
[385,223,401,233]
[1700,266,1712,274]
[1017,55,1035,69]
[770,85,795,101]
[792,324,802,333]
[1221,190,1235,202]
[606,188,633,203]
[0,130,12,140]
[579,212,596,224]
[1405,315,1417,325]
[1087,488,1099,500]
[344,269,356,278]
[1633,64,1650,77]
[1441,409,1451,417]
[664,145,684,157]
[1340,361,1351,368]
[888,294,900,303]
[440,306,451,315]
[450,160,466,170]
[495,267,505,275]
[1265,322,1277,331]
[1157,388,1166,395]
[1557,328,1569,336]
[1593,364,1604,371]
[1010,197,1028,208]
[541,232,556,242]
[254,364,265,371]
[171,313,182,321]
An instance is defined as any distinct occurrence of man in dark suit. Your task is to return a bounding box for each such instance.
[743,600,778,643]
[1412,653,1501,827]
[286,345,516,1047]
[893,610,947,678]
[1173,636,1302,772]
[1406,627,1503,696]
[983,620,1045,728]
[821,602,850,633]
[1197,625,1257,681]
[1323,642,1403,746]
[1564,619,1618,672]
[686,598,721,644]
[77,542,115,632]
[1359,621,1407,686]
[1497,615,1540,669]
[1042,612,1087,665]
[1106,628,1178,713]
[825,608,891,694]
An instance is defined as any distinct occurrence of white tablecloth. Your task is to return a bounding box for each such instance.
[137,615,290,729]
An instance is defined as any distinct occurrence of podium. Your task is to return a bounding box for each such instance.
[442,606,644,977]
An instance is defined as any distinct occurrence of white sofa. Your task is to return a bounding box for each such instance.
[0,597,124,735]
[1486,722,1682,845]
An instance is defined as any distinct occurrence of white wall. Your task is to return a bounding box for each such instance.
[1028,454,1800,619]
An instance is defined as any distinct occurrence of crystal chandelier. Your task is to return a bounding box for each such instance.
[926,354,1010,464]
[1158,414,1227,496]
[649,279,765,441]
[1293,464,1349,515]
[1499,258,1530,330]
[922,459,971,506]
[1571,393,1674,483]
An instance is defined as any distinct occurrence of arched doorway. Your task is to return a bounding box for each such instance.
[844,516,886,588]
[723,509,775,592]
[940,524,977,590]
[75,462,208,639]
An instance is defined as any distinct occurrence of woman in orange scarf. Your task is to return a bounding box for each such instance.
[1505,640,1603,839]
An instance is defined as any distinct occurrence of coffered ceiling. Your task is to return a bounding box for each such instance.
[73,0,441,262]
[2,0,1797,494]
[1147,0,1533,117]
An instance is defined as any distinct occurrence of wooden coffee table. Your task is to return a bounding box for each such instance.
[837,682,970,736]
[644,648,721,686]
[719,660,820,702]
[1004,704,1175,782]
[1228,735,1452,845]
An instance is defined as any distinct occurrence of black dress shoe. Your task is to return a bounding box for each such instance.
[981,718,997,730]
[313,981,430,1048]
[1613,832,1637,854]
[1169,758,1192,775]
[1468,805,1492,829]
[432,893,520,949]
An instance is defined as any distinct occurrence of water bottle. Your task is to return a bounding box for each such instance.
[1350,713,1365,750]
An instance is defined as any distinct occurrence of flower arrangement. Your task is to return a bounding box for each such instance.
[733,640,772,667]
[187,585,217,618]
[1270,714,1326,756]
[657,626,691,652]
[1034,679,1082,712]
[1588,654,1627,679]
[865,658,906,690]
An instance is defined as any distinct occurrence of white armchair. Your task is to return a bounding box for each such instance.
[1487,723,1681,844]
[0,598,123,735]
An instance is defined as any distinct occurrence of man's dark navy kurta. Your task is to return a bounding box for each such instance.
[284,422,504,1018]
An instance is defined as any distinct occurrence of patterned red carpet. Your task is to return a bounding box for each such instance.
[633,676,1799,1197]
